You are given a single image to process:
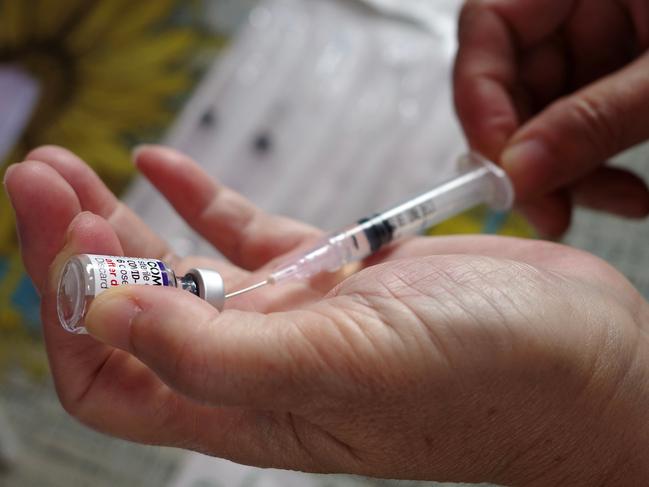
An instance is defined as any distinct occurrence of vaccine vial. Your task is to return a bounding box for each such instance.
[57,254,226,334]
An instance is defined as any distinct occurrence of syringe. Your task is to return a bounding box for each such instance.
[226,152,514,299]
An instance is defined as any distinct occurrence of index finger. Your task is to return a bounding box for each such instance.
[453,1,520,160]
[134,146,321,271]
[453,0,576,160]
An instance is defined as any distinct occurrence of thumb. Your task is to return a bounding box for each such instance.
[502,52,649,202]
[84,285,332,411]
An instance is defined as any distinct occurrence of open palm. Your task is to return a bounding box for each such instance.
[6,145,649,485]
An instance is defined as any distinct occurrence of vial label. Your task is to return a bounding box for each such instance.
[87,255,171,297]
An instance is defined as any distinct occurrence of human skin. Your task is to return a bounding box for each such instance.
[454,0,649,237]
[5,145,649,486]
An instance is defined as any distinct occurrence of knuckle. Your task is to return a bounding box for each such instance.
[128,307,211,398]
[58,391,84,419]
[58,396,103,433]
[55,364,109,426]
[564,94,622,158]
[165,321,213,398]
[457,1,477,38]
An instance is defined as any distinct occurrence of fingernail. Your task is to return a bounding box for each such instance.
[66,211,99,236]
[3,165,20,214]
[85,290,142,351]
[132,144,154,165]
[501,140,553,199]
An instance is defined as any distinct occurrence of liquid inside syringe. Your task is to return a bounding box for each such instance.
[226,153,514,299]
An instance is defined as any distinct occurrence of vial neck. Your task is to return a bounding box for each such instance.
[178,275,199,297]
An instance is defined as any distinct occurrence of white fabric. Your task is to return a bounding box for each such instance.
[126,0,468,261]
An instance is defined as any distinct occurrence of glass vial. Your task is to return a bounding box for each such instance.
[57,254,225,334]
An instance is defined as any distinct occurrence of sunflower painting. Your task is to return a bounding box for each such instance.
[0,0,218,374]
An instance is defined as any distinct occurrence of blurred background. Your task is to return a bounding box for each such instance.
[0,1,647,486]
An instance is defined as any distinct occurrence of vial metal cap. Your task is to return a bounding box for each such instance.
[186,268,226,311]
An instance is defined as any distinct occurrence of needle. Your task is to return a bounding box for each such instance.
[225,280,270,299]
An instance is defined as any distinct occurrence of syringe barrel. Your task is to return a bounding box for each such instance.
[270,152,514,284]
[405,152,514,230]
[356,152,513,243]
[269,226,369,283]
[459,152,514,211]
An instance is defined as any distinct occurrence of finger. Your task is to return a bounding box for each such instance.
[519,36,568,109]
[4,161,82,292]
[134,145,321,270]
[517,191,573,239]
[501,53,649,201]
[40,213,242,448]
[571,167,649,218]
[453,1,520,160]
[627,0,649,50]
[28,146,248,282]
[564,0,637,88]
[26,145,170,260]
[483,0,575,47]
[454,0,578,160]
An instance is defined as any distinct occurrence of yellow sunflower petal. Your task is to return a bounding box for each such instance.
[80,30,198,71]
[64,0,133,55]
[52,94,174,139]
[32,0,88,40]
[42,114,135,179]
[68,99,176,127]
[105,0,177,45]
[65,1,182,55]
[76,139,134,183]
[78,67,192,97]
[0,192,18,255]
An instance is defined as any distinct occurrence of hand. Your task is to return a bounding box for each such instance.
[5,145,649,485]
[454,0,649,237]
